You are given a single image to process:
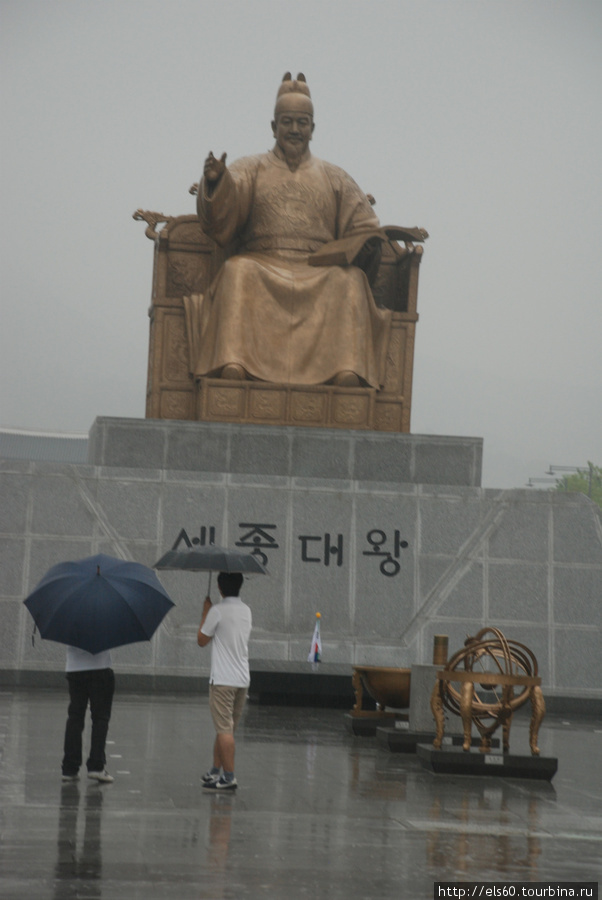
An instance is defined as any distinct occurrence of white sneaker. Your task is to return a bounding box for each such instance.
[201,770,220,785]
[88,769,114,783]
[202,776,237,791]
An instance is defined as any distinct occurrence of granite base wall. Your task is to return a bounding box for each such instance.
[1,417,601,705]
[88,417,483,486]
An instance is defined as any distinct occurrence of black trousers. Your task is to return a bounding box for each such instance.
[62,668,115,775]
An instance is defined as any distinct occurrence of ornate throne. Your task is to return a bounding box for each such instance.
[135,208,424,432]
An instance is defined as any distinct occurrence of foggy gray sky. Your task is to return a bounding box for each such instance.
[2,0,601,488]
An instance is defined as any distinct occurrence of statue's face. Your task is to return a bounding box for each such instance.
[272,111,315,160]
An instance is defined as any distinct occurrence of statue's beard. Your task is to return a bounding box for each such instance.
[280,139,308,161]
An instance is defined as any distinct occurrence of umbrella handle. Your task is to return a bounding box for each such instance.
[207,571,212,596]
[32,623,37,647]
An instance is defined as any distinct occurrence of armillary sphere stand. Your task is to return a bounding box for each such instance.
[430,627,546,755]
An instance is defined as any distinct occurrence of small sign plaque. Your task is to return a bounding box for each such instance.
[485,754,504,766]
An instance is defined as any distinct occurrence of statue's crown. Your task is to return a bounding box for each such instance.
[274,72,314,116]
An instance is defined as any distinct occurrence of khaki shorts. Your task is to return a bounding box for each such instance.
[209,684,248,734]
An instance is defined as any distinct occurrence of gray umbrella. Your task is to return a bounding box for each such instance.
[153,544,268,593]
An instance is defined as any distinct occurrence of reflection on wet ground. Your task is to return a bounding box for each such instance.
[0,689,600,899]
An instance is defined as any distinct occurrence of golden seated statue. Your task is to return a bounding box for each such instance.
[135,73,427,432]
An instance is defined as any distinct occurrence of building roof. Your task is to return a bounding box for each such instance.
[0,428,88,464]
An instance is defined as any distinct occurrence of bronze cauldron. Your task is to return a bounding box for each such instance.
[352,665,411,715]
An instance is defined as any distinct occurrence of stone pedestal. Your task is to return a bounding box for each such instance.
[88,417,483,485]
[417,744,558,780]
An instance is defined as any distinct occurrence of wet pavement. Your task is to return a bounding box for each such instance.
[0,687,600,899]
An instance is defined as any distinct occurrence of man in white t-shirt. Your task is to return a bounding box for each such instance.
[62,646,115,783]
[197,571,252,791]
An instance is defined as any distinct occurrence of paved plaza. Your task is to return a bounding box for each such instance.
[0,687,600,899]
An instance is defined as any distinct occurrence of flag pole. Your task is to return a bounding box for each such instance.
[308,612,322,671]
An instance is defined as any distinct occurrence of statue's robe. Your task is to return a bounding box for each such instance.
[188,149,392,387]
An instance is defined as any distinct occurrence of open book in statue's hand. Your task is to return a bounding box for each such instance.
[308,225,428,267]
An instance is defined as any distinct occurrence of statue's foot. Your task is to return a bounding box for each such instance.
[221,364,246,380]
[333,370,360,387]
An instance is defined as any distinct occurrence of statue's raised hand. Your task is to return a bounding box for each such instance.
[204,151,227,184]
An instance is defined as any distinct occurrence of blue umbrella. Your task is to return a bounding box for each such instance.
[24,553,175,654]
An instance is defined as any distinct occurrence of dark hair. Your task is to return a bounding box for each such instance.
[217,572,243,596]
